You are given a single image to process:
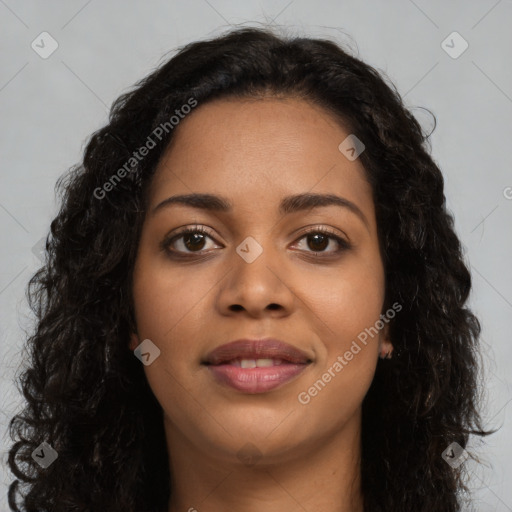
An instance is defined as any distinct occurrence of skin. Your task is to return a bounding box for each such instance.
[129,96,393,512]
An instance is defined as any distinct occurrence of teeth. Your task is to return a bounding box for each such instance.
[236,358,284,368]
[255,358,274,367]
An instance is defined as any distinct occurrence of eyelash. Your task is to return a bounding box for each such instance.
[161,224,351,259]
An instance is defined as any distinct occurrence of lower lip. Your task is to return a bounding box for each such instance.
[206,363,309,393]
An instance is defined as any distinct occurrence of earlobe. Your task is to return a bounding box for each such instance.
[129,333,140,351]
[378,324,394,359]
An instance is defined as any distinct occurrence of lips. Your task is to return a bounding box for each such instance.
[203,338,312,365]
[203,338,312,394]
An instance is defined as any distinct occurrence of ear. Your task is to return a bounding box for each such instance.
[378,322,394,358]
[129,332,141,351]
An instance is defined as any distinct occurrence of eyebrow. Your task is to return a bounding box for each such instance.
[152,192,369,229]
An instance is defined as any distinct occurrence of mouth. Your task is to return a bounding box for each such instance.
[202,338,313,394]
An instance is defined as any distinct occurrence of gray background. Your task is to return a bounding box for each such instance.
[1,0,511,510]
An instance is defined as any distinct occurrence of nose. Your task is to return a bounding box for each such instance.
[214,238,295,318]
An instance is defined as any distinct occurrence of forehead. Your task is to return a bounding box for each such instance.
[147,97,374,221]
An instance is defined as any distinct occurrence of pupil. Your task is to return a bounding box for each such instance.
[185,233,205,251]
[308,233,328,252]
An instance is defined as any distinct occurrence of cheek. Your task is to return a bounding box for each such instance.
[131,257,209,419]
[325,281,384,349]
[132,252,212,343]
[130,259,212,407]
[294,255,385,407]
[297,255,385,349]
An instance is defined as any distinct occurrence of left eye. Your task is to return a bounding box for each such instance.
[293,230,348,254]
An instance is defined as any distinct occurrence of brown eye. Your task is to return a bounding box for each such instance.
[182,232,207,252]
[306,233,329,252]
[293,227,350,256]
[162,226,221,256]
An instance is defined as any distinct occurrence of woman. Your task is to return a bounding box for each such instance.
[8,26,490,511]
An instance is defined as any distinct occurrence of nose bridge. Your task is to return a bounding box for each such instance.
[233,233,280,290]
[217,232,293,315]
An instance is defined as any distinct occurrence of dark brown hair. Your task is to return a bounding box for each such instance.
[8,26,490,511]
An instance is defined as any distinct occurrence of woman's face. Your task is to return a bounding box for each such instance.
[130,96,392,465]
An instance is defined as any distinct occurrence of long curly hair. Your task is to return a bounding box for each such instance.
[8,26,491,511]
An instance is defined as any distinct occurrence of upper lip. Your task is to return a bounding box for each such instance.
[203,338,312,365]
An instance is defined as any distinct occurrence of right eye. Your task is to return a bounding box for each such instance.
[161,225,223,256]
